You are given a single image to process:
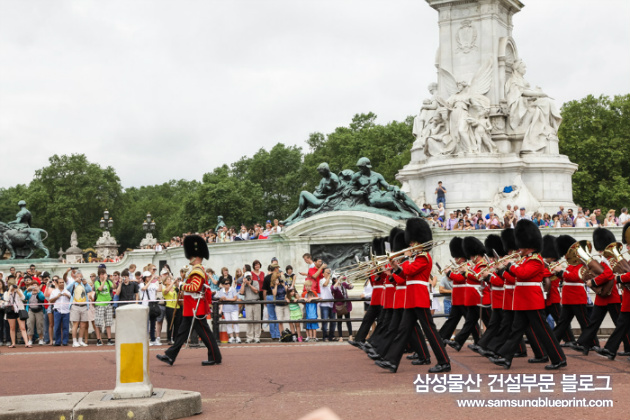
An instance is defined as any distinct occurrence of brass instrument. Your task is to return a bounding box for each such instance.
[478,252,521,276]
[603,242,630,273]
[438,259,468,275]
[565,240,595,266]
[565,240,612,296]
[547,259,566,271]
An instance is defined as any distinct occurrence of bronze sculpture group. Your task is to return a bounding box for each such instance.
[0,201,50,259]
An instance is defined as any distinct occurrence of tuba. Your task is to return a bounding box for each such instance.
[565,240,612,296]
[603,242,630,273]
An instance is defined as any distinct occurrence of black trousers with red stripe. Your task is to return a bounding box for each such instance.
[368,308,392,347]
[553,304,597,348]
[373,308,429,359]
[498,309,565,364]
[439,304,466,340]
[384,307,449,367]
[486,310,537,356]
[165,315,221,364]
[546,303,575,343]
[577,303,630,352]
[454,305,491,346]
[354,304,382,343]
[604,312,630,353]
[477,308,503,349]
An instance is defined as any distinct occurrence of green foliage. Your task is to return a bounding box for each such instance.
[26,154,123,254]
[559,94,630,212]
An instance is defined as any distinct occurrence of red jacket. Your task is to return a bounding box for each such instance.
[401,253,432,309]
[502,269,516,311]
[369,272,386,306]
[560,264,588,305]
[448,269,467,306]
[181,265,209,317]
[619,272,630,312]
[543,267,561,305]
[592,262,620,306]
[508,254,546,311]
[383,274,396,309]
[391,273,406,310]
[464,261,487,307]
[489,272,504,309]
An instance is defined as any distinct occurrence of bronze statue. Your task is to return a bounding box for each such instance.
[0,201,50,259]
[282,158,422,226]
[282,163,340,224]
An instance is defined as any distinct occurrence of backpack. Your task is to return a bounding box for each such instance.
[280,329,293,342]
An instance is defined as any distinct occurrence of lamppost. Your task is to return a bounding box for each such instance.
[142,213,156,233]
[100,210,114,231]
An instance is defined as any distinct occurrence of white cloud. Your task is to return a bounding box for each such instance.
[0,0,628,188]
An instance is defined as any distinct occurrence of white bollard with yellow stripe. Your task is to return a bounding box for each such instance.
[113,304,153,399]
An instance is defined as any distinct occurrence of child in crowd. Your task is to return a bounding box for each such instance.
[217,278,241,343]
[287,287,303,342]
[304,290,320,342]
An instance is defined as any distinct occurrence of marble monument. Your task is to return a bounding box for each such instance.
[397,0,577,213]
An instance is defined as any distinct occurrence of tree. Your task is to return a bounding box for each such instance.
[559,94,630,212]
[27,154,123,254]
[181,165,265,231]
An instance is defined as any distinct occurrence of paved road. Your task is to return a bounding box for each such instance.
[1,341,629,420]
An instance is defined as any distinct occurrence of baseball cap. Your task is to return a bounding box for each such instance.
[160,268,169,275]
[98,264,106,269]
[41,271,51,278]
[142,271,152,278]
[271,257,278,262]
[244,271,252,278]
[266,220,271,224]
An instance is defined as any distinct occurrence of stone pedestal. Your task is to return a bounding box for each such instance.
[95,231,120,260]
[398,153,577,214]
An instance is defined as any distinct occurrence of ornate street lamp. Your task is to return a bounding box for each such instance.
[143,213,156,232]
[100,209,114,231]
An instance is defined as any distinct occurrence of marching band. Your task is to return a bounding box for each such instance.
[348,218,630,371]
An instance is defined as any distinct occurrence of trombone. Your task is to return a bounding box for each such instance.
[438,259,469,275]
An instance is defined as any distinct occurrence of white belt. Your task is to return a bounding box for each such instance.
[406,280,430,286]
[563,283,586,287]
[491,286,504,291]
[452,285,466,288]
[372,285,384,290]
[396,286,407,290]
[515,282,541,286]
[504,285,515,290]
[184,292,202,298]
[384,284,395,288]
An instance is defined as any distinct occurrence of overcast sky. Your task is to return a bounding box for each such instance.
[1,0,628,189]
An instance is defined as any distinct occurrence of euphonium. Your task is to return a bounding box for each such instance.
[603,242,630,273]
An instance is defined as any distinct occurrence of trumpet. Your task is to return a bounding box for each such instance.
[438,259,469,275]
[547,259,567,271]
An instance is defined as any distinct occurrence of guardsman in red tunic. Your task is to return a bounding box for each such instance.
[363,229,402,354]
[574,228,628,355]
[474,235,507,354]
[376,218,450,373]
[541,235,575,345]
[483,228,539,360]
[446,237,490,351]
[367,230,431,365]
[157,235,222,366]
[574,228,630,356]
[491,220,566,370]
[597,223,630,360]
[351,237,387,348]
[439,237,475,341]
[552,235,599,349]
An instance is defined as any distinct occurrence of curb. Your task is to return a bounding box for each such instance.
[0,389,201,420]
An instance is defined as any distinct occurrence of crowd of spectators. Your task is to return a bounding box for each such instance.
[417,204,630,231]
[0,254,359,348]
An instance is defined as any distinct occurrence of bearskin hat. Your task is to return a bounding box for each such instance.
[463,236,486,259]
[449,237,466,259]
[392,231,408,253]
[405,218,432,246]
[593,227,617,252]
[500,228,517,253]
[183,234,209,260]
[623,223,630,245]
[556,235,577,257]
[541,235,560,260]
[389,227,404,249]
[514,219,542,252]
[372,237,385,256]
[484,234,506,258]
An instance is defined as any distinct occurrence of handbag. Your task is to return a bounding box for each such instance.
[19,309,29,321]
[143,290,161,319]
[334,285,349,316]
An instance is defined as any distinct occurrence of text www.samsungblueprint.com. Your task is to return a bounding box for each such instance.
[456,397,613,408]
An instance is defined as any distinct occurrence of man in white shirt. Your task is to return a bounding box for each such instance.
[48,277,72,346]
[573,211,588,228]
[517,207,532,221]
[619,208,630,226]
